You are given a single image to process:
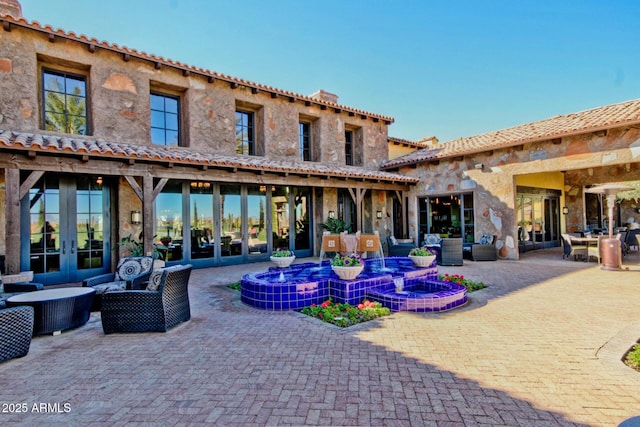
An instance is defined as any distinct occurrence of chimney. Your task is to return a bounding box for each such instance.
[309,89,338,105]
[0,0,23,19]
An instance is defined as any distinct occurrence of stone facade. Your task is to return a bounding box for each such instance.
[397,125,640,259]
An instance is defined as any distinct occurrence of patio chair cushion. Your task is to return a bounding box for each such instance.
[114,257,154,281]
[146,269,163,291]
[425,234,442,246]
[93,281,127,295]
[479,234,493,244]
[389,236,398,246]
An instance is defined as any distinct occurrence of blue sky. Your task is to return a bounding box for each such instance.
[18,0,640,143]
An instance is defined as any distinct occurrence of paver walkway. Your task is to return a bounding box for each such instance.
[1,248,639,426]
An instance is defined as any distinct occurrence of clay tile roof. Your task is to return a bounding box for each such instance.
[0,130,418,184]
[388,136,432,149]
[0,13,393,124]
[381,98,640,170]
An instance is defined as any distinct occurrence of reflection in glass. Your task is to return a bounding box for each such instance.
[247,185,268,255]
[190,182,214,259]
[76,176,104,270]
[293,188,310,251]
[156,181,183,261]
[272,186,289,250]
[29,177,60,273]
[221,185,242,256]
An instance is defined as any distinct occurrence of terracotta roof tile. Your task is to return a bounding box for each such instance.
[382,98,640,169]
[0,130,418,184]
[0,14,393,124]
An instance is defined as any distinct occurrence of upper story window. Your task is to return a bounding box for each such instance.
[150,92,180,146]
[42,69,88,135]
[299,122,311,161]
[345,130,354,165]
[236,110,255,155]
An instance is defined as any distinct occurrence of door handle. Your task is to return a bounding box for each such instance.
[71,240,75,254]
[62,240,66,254]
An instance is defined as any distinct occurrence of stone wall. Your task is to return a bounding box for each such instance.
[401,126,640,259]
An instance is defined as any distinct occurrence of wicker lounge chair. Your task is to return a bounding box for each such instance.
[471,235,497,261]
[0,306,34,362]
[82,256,154,310]
[101,264,192,334]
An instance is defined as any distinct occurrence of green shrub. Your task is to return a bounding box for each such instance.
[626,343,640,370]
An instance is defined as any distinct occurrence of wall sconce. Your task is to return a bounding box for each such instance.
[376,211,383,219]
[131,210,142,224]
[328,211,335,219]
[562,206,569,215]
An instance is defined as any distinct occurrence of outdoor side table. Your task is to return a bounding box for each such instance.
[6,288,95,335]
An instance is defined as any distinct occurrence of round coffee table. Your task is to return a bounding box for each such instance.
[6,288,95,335]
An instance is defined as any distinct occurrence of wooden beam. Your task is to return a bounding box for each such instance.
[123,53,131,62]
[152,178,169,201]
[48,33,55,43]
[88,44,96,53]
[207,76,215,83]
[143,176,155,256]
[155,62,162,70]
[182,69,190,77]
[3,21,11,32]
[19,171,45,201]
[124,175,143,201]
[5,168,21,273]
[270,92,278,99]
[230,82,239,89]
[251,87,259,94]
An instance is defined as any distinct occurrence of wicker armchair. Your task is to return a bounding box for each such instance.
[0,306,34,363]
[387,236,415,256]
[101,264,192,334]
[82,256,154,310]
[439,238,463,266]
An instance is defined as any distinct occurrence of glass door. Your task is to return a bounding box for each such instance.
[22,174,110,285]
[220,184,243,263]
[247,185,268,258]
[292,187,312,257]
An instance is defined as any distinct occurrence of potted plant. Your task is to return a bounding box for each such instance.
[270,248,295,268]
[330,253,364,280]
[408,246,437,267]
[320,217,351,234]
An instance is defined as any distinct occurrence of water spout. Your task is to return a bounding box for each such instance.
[394,277,404,293]
[278,272,285,282]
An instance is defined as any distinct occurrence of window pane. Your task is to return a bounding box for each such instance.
[150,94,165,111]
[165,130,179,147]
[164,97,178,114]
[151,128,166,145]
[165,113,179,130]
[66,76,86,96]
[44,73,65,92]
[151,110,165,128]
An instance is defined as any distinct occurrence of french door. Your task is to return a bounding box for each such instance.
[21,174,110,285]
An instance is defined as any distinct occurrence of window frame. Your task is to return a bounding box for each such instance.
[150,91,182,147]
[235,109,255,155]
[299,121,312,161]
[41,68,89,135]
[345,129,354,165]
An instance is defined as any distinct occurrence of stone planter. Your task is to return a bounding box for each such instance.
[270,255,295,268]
[408,255,436,268]
[331,265,364,280]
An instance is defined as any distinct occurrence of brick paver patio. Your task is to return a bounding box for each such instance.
[1,248,639,426]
